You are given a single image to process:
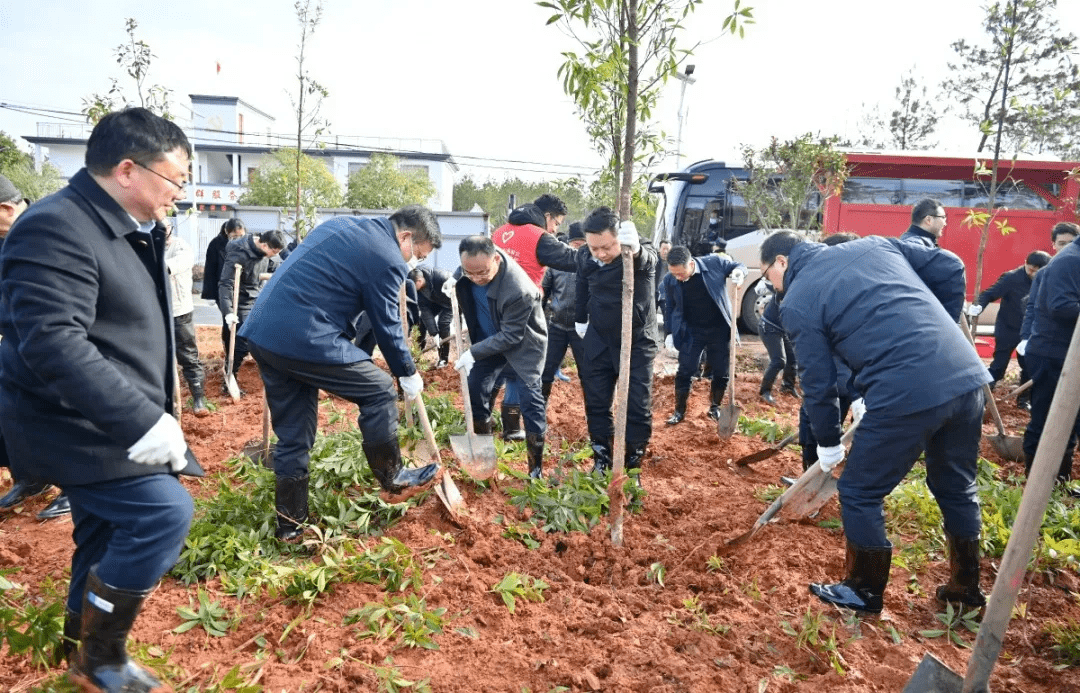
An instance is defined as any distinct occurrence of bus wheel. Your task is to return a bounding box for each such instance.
[738,282,772,335]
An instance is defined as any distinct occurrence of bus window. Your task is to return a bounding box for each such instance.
[900,179,965,207]
[965,179,1054,211]
[842,177,903,204]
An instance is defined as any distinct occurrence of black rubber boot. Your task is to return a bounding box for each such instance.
[625,443,647,488]
[708,381,725,421]
[542,381,553,403]
[473,418,494,435]
[760,388,776,405]
[809,541,892,614]
[666,390,689,425]
[0,479,50,511]
[37,492,71,520]
[190,380,210,418]
[436,342,451,368]
[1016,392,1030,411]
[590,439,613,475]
[501,404,526,442]
[363,439,438,494]
[935,533,986,608]
[68,568,168,693]
[52,607,81,667]
[274,474,309,542]
[526,432,545,480]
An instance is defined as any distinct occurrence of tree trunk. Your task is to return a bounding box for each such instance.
[618,0,638,221]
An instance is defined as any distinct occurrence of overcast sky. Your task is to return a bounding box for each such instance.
[1,0,1078,183]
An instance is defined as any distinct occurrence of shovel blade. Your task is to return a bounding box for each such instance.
[716,403,742,439]
[449,433,497,480]
[402,437,440,467]
[434,474,467,518]
[785,473,838,519]
[243,441,274,469]
[989,434,1025,463]
[901,653,963,693]
[224,373,240,402]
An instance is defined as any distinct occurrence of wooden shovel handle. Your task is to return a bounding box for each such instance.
[226,263,242,377]
[958,318,1009,437]
[448,288,476,438]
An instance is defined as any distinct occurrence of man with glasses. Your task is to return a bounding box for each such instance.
[446,235,549,478]
[901,198,947,248]
[0,107,201,691]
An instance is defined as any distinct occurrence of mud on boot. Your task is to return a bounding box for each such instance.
[363,439,438,495]
[809,541,892,614]
[935,533,986,608]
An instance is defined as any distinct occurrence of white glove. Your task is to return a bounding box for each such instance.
[755,280,772,296]
[400,372,424,399]
[664,334,677,355]
[729,268,746,287]
[454,349,475,376]
[817,444,845,473]
[617,221,640,254]
[441,277,457,298]
[850,398,866,424]
[1016,339,1027,356]
[432,335,441,349]
[575,322,588,339]
[224,312,239,326]
[966,304,983,317]
[127,413,188,472]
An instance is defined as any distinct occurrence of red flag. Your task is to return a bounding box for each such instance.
[216,61,221,75]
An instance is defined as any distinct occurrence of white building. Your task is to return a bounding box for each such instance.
[23,94,459,214]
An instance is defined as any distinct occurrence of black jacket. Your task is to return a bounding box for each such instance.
[414,266,452,335]
[575,242,660,358]
[541,265,577,329]
[1027,237,1080,360]
[201,232,229,301]
[779,236,988,447]
[900,224,938,248]
[0,169,199,486]
[975,265,1031,338]
[506,204,578,274]
[218,234,271,315]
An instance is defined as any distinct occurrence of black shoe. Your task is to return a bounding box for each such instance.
[68,568,165,693]
[809,542,892,614]
[221,381,247,398]
[707,405,722,421]
[0,480,50,511]
[780,383,800,398]
[501,404,526,442]
[363,439,438,494]
[1016,396,1031,412]
[780,476,797,487]
[666,390,689,426]
[760,391,776,405]
[935,533,986,608]
[274,475,310,542]
[590,440,613,475]
[526,432,544,480]
[625,443,647,489]
[37,493,71,520]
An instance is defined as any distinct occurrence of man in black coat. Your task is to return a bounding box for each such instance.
[762,231,991,614]
[966,250,1050,401]
[575,207,659,480]
[0,108,202,691]
[900,197,946,248]
[409,265,453,368]
[540,222,587,403]
[202,217,247,357]
[450,236,549,478]
[218,229,286,383]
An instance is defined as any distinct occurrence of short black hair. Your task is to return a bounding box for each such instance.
[566,221,585,242]
[583,206,619,235]
[666,245,692,267]
[459,235,495,257]
[658,239,672,248]
[534,193,568,217]
[407,268,424,284]
[911,198,942,224]
[258,230,287,250]
[1051,222,1079,243]
[822,232,859,246]
[390,205,443,249]
[85,107,192,176]
[220,218,246,237]
[760,230,804,266]
[1026,250,1051,268]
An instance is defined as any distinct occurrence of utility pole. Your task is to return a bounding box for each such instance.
[674,64,697,170]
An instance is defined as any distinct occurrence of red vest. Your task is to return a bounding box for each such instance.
[492,222,546,290]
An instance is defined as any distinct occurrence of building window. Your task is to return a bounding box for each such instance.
[348,162,366,176]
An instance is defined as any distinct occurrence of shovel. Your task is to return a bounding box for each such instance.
[735,431,798,467]
[716,281,743,438]
[411,392,465,517]
[902,320,1080,693]
[446,288,497,479]
[223,263,242,402]
[1001,379,1032,401]
[243,395,274,468]
[958,319,1024,461]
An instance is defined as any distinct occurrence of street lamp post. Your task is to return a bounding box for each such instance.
[674,64,697,171]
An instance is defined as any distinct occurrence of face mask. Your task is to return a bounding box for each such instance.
[407,257,419,270]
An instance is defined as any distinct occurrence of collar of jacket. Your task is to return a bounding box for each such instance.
[785,241,828,291]
[69,168,162,239]
[906,224,938,246]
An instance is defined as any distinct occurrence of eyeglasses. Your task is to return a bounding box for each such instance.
[135,162,187,193]
[931,214,947,219]
[461,259,498,279]
[760,260,775,281]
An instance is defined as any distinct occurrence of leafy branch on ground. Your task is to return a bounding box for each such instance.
[506,467,644,534]
[919,602,980,648]
[345,594,447,650]
[492,573,549,614]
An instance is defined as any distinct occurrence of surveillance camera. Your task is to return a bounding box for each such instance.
[685,64,696,76]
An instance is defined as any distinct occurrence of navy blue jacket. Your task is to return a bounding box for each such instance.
[1026,237,1080,360]
[779,236,989,447]
[1020,270,1044,340]
[239,216,416,376]
[0,169,199,485]
[900,224,938,248]
[975,265,1031,338]
[575,242,660,357]
[664,253,745,350]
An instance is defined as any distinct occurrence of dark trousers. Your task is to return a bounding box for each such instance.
[988,328,1026,384]
[469,355,546,436]
[1023,352,1080,479]
[760,331,796,392]
[837,387,984,547]
[221,307,251,372]
[174,312,205,388]
[580,340,655,447]
[542,323,585,384]
[249,344,398,478]
[800,397,852,468]
[417,308,452,347]
[64,474,193,613]
[674,323,730,393]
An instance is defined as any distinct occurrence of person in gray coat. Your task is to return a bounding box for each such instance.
[450,236,549,478]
